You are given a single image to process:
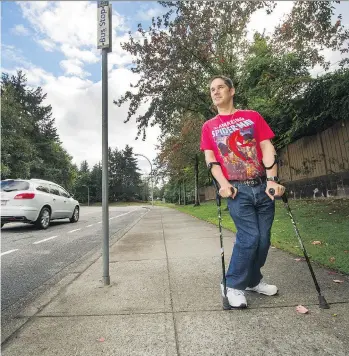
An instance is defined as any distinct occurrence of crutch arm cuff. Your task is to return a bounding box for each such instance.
[207,161,221,171]
[262,154,279,170]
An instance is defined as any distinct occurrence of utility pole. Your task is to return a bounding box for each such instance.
[97,0,112,285]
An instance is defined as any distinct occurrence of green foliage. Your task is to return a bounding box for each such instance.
[273,1,349,68]
[1,71,76,190]
[73,145,143,204]
[109,145,142,202]
[281,69,349,145]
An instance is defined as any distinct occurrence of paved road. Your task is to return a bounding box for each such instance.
[1,206,148,313]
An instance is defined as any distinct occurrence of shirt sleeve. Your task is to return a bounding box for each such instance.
[255,112,275,142]
[200,123,213,151]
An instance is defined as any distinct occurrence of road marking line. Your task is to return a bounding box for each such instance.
[87,224,94,227]
[68,228,81,233]
[33,236,58,245]
[1,249,19,256]
[110,211,134,220]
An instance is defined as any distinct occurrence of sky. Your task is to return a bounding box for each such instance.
[1,1,348,174]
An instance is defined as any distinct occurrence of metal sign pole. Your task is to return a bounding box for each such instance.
[97,0,112,285]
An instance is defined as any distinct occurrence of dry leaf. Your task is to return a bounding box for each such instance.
[311,241,322,245]
[296,305,309,314]
[328,271,337,275]
[344,250,349,254]
[329,257,336,263]
[98,337,105,342]
[294,258,305,262]
[333,280,344,284]
[332,314,337,317]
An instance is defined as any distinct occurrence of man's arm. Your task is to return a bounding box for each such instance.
[260,139,278,176]
[260,139,285,199]
[204,150,237,198]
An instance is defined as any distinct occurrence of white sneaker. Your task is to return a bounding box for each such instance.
[246,281,278,296]
[221,284,247,308]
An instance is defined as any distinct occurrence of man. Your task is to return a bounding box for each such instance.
[200,75,285,308]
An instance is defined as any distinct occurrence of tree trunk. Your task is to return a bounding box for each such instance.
[183,180,186,205]
[194,153,200,206]
[178,182,181,205]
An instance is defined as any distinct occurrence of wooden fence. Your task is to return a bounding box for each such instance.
[278,120,349,182]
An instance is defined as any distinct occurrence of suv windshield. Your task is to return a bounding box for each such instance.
[1,180,30,192]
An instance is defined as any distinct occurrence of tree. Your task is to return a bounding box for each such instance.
[90,163,102,203]
[1,77,36,178]
[281,68,349,145]
[1,71,76,190]
[108,145,142,202]
[238,33,312,146]
[73,145,144,204]
[115,1,347,136]
[115,1,275,138]
[156,111,206,205]
[273,1,349,69]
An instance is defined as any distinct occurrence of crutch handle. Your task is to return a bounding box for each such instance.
[268,188,288,203]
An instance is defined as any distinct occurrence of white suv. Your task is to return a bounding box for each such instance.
[1,179,80,229]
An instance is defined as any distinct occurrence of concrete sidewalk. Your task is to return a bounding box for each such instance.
[2,207,349,355]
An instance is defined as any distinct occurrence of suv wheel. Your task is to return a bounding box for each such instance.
[36,207,51,229]
[70,206,79,223]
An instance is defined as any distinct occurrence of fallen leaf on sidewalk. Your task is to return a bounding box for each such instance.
[296,305,309,314]
[332,314,337,317]
[294,258,305,262]
[328,271,337,275]
[311,241,322,245]
[333,280,344,284]
[98,337,105,342]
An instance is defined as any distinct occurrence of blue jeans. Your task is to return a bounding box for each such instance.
[226,182,275,290]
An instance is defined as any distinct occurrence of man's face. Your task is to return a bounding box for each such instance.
[210,78,235,107]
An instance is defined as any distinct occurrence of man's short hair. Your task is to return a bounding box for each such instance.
[209,75,234,89]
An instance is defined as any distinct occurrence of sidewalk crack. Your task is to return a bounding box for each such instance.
[161,209,181,356]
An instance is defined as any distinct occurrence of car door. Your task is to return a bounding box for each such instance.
[58,187,74,218]
[35,182,53,215]
[49,184,66,219]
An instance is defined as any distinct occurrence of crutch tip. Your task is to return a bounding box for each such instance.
[318,295,330,309]
[222,297,232,310]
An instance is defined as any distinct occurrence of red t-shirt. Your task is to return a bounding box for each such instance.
[200,110,275,181]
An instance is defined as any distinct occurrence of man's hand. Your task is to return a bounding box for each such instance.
[266,181,285,200]
[219,184,238,199]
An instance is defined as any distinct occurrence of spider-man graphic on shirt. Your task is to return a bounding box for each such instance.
[200,111,275,181]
